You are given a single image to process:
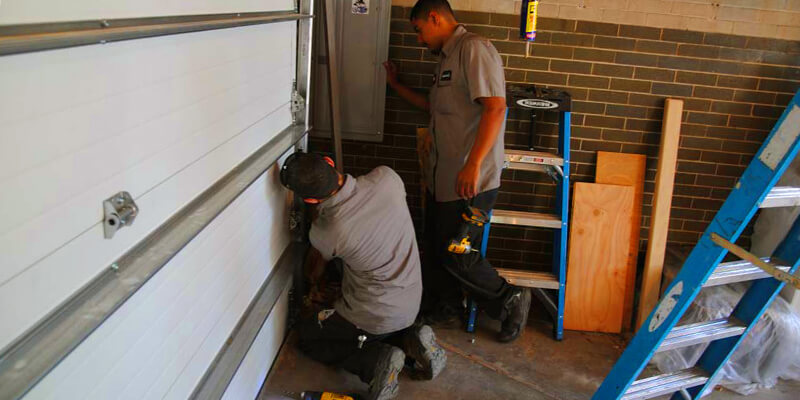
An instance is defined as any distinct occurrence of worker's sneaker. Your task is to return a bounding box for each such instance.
[497,288,531,343]
[403,324,447,380]
[367,344,405,400]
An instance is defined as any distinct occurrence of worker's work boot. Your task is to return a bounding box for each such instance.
[497,288,531,343]
[402,324,447,380]
[367,344,405,400]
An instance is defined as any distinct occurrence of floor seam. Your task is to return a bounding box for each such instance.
[438,338,565,400]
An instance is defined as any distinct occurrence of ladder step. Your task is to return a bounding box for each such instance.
[705,259,791,287]
[622,368,709,400]
[495,268,559,289]
[760,186,800,208]
[504,149,563,172]
[490,209,562,229]
[656,318,746,353]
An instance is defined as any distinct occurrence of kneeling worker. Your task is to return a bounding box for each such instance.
[280,152,446,400]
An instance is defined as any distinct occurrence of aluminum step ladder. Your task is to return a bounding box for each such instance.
[594,89,800,400]
[466,86,571,340]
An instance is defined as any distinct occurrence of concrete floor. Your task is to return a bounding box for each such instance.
[259,311,799,400]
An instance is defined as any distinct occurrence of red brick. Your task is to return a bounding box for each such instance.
[595,36,636,51]
[585,115,626,129]
[733,90,777,104]
[620,25,661,40]
[589,89,629,104]
[717,76,759,90]
[529,44,573,59]
[710,101,753,116]
[577,21,619,36]
[550,32,594,47]
[606,104,648,118]
[581,139,623,152]
[693,86,734,101]
[568,75,610,89]
[753,105,785,119]
[682,136,723,150]
[551,59,593,74]
[676,71,717,86]
[615,52,659,67]
[635,40,678,55]
[525,71,568,85]
[629,93,663,108]
[701,150,741,165]
[634,67,675,82]
[687,112,729,127]
[652,82,693,97]
[593,64,634,78]
[610,78,652,93]
[626,119,662,132]
[729,116,774,130]
[602,129,643,142]
[678,44,720,58]
[574,48,616,63]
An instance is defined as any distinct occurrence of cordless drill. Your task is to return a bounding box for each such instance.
[447,206,489,254]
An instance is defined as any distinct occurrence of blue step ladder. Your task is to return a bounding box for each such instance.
[466,86,571,340]
[594,90,800,399]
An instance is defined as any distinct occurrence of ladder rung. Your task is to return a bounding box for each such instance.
[705,259,791,287]
[495,268,559,289]
[491,209,562,229]
[622,368,709,400]
[504,149,563,170]
[656,319,746,353]
[760,186,800,208]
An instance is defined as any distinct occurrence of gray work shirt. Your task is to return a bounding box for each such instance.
[426,24,507,202]
[309,166,422,335]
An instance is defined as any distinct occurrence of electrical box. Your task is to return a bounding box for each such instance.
[313,0,390,142]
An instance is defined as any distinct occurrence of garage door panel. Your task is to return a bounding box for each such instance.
[0,23,289,127]
[0,99,293,350]
[23,162,291,399]
[0,23,295,288]
[0,0,295,24]
[0,30,294,182]
[68,179,279,399]
[0,82,291,292]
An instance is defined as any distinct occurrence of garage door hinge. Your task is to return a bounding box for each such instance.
[103,191,138,239]
[291,89,305,123]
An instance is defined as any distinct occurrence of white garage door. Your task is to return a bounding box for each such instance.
[0,1,308,398]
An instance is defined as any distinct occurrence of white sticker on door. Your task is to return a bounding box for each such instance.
[352,0,370,15]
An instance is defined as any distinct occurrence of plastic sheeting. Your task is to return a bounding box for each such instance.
[653,248,800,395]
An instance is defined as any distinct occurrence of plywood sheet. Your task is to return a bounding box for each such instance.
[637,99,684,328]
[595,151,647,331]
[565,182,634,333]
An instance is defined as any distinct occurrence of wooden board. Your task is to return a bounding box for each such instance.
[637,98,684,328]
[565,183,635,333]
[595,152,647,331]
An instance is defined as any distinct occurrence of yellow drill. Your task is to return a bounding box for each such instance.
[447,206,489,254]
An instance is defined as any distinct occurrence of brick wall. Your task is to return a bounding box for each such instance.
[310,6,800,272]
[392,0,800,40]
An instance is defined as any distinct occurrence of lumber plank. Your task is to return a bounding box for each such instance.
[595,152,647,332]
[636,99,684,329]
[565,183,635,333]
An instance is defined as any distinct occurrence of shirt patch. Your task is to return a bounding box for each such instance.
[440,70,452,81]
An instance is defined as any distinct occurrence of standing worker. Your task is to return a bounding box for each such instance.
[280,152,446,400]
[383,0,531,342]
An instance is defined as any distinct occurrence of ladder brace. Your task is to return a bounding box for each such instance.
[710,232,800,290]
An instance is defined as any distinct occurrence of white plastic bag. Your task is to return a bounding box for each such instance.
[653,248,800,395]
